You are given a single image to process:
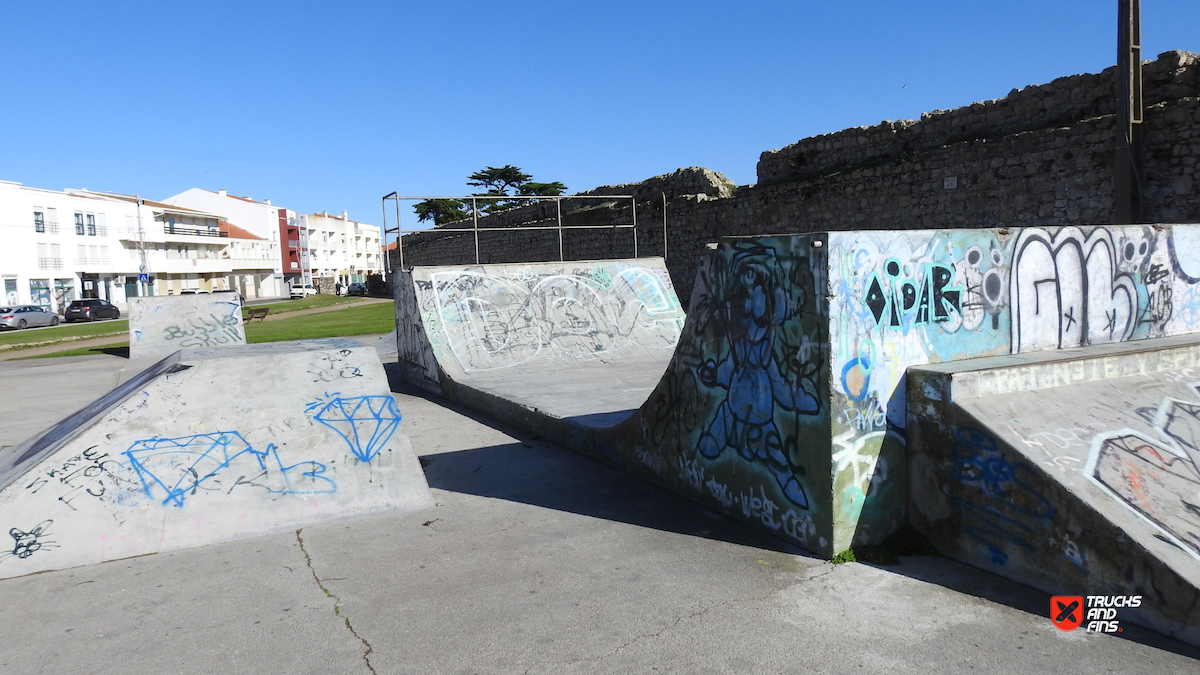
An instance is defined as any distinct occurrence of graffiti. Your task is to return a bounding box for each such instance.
[694,244,818,508]
[423,264,684,372]
[0,520,56,564]
[307,349,364,383]
[24,445,139,511]
[955,246,1009,331]
[1088,389,1200,560]
[307,394,402,463]
[951,427,1056,565]
[162,308,243,349]
[124,432,335,507]
[1011,227,1137,353]
[864,259,963,329]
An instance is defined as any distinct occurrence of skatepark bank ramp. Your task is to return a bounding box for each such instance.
[0,339,431,579]
[908,336,1200,645]
[397,225,1200,565]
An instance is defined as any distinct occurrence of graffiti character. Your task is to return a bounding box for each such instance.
[696,246,818,508]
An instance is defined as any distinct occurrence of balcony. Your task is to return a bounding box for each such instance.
[35,221,61,235]
[288,240,300,249]
[166,224,223,237]
[74,258,112,269]
[37,258,63,270]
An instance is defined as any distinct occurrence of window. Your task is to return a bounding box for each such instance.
[34,211,45,233]
[75,212,85,235]
[86,214,96,236]
[96,213,107,237]
[29,279,50,308]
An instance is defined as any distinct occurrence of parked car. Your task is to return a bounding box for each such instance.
[347,283,368,296]
[0,305,60,330]
[64,299,121,322]
[178,289,210,295]
[290,284,318,298]
[213,289,245,305]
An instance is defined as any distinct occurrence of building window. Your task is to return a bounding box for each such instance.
[34,211,45,233]
[75,212,85,235]
[29,279,51,308]
[86,214,96,236]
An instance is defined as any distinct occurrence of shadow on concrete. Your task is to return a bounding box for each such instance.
[862,555,1200,660]
[383,363,810,557]
[383,362,1200,657]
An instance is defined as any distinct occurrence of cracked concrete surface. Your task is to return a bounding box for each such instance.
[0,354,1197,674]
[297,529,377,674]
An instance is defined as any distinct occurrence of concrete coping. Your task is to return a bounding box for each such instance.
[910,333,1200,401]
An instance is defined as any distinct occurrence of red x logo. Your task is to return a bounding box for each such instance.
[1051,596,1084,631]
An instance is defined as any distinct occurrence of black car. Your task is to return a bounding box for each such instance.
[347,283,368,296]
[64,299,121,322]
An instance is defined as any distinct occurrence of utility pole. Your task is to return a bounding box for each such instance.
[1113,0,1143,224]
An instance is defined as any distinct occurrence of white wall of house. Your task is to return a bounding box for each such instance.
[0,181,283,309]
[302,211,383,285]
[162,189,292,294]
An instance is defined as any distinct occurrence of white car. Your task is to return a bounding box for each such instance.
[290,284,318,298]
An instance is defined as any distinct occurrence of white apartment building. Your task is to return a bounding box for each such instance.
[162,188,308,289]
[0,180,281,310]
[302,210,384,285]
[99,194,283,299]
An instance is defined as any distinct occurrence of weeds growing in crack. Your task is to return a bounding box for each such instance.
[296,529,377,674]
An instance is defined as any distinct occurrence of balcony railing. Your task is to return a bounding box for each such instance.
[34,221,60,235]
[37,258,63,270]
[166,225,224,238]
[288,240,300,249]
[75,258,112,268]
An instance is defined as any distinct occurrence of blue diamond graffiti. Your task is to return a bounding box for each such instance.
[307,394,402,463]
[123,432,335,507]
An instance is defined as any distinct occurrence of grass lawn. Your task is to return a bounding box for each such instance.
[0,319,128,349]
[251,294,371,315]
[245,301,395,342]
[12,301,394,360]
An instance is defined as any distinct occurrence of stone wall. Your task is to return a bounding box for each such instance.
[396,51,1200,302]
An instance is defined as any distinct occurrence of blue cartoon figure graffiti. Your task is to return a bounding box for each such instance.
[696,245,818,508]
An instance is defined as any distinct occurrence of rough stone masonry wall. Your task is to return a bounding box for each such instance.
[397,51,1200,302]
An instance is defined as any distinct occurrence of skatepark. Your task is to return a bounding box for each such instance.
[2,223,1200,671]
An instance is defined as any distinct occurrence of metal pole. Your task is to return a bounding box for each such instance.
[472,197,480,264]
[396,196,405,271]
[1114,0,1143,224]
[632,197,638,258]
[661,191,667,261]
[381,196,389,276]
[557,197,564,261]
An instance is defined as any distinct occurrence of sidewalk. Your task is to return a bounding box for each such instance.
[0,353,1196,674]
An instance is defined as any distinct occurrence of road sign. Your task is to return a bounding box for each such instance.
[138,273,149,283]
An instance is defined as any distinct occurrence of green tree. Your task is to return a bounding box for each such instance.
[416,165,568,222]
[414,198,470,226]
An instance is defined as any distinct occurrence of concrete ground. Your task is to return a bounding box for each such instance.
[0,350,1197,674]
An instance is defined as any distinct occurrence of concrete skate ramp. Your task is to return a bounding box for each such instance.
[128,294,247,361]
[399,226,1200,563]
[397,258,686,427]
[0,339,431,579]
[908,335,1200,646]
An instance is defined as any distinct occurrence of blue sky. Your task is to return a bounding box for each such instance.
[2,1,1198,231]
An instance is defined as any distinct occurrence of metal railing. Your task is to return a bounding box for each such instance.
[37,258,63,270]
[34,221,60,235]
[381,193,637,270]
[165,225,224,238]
